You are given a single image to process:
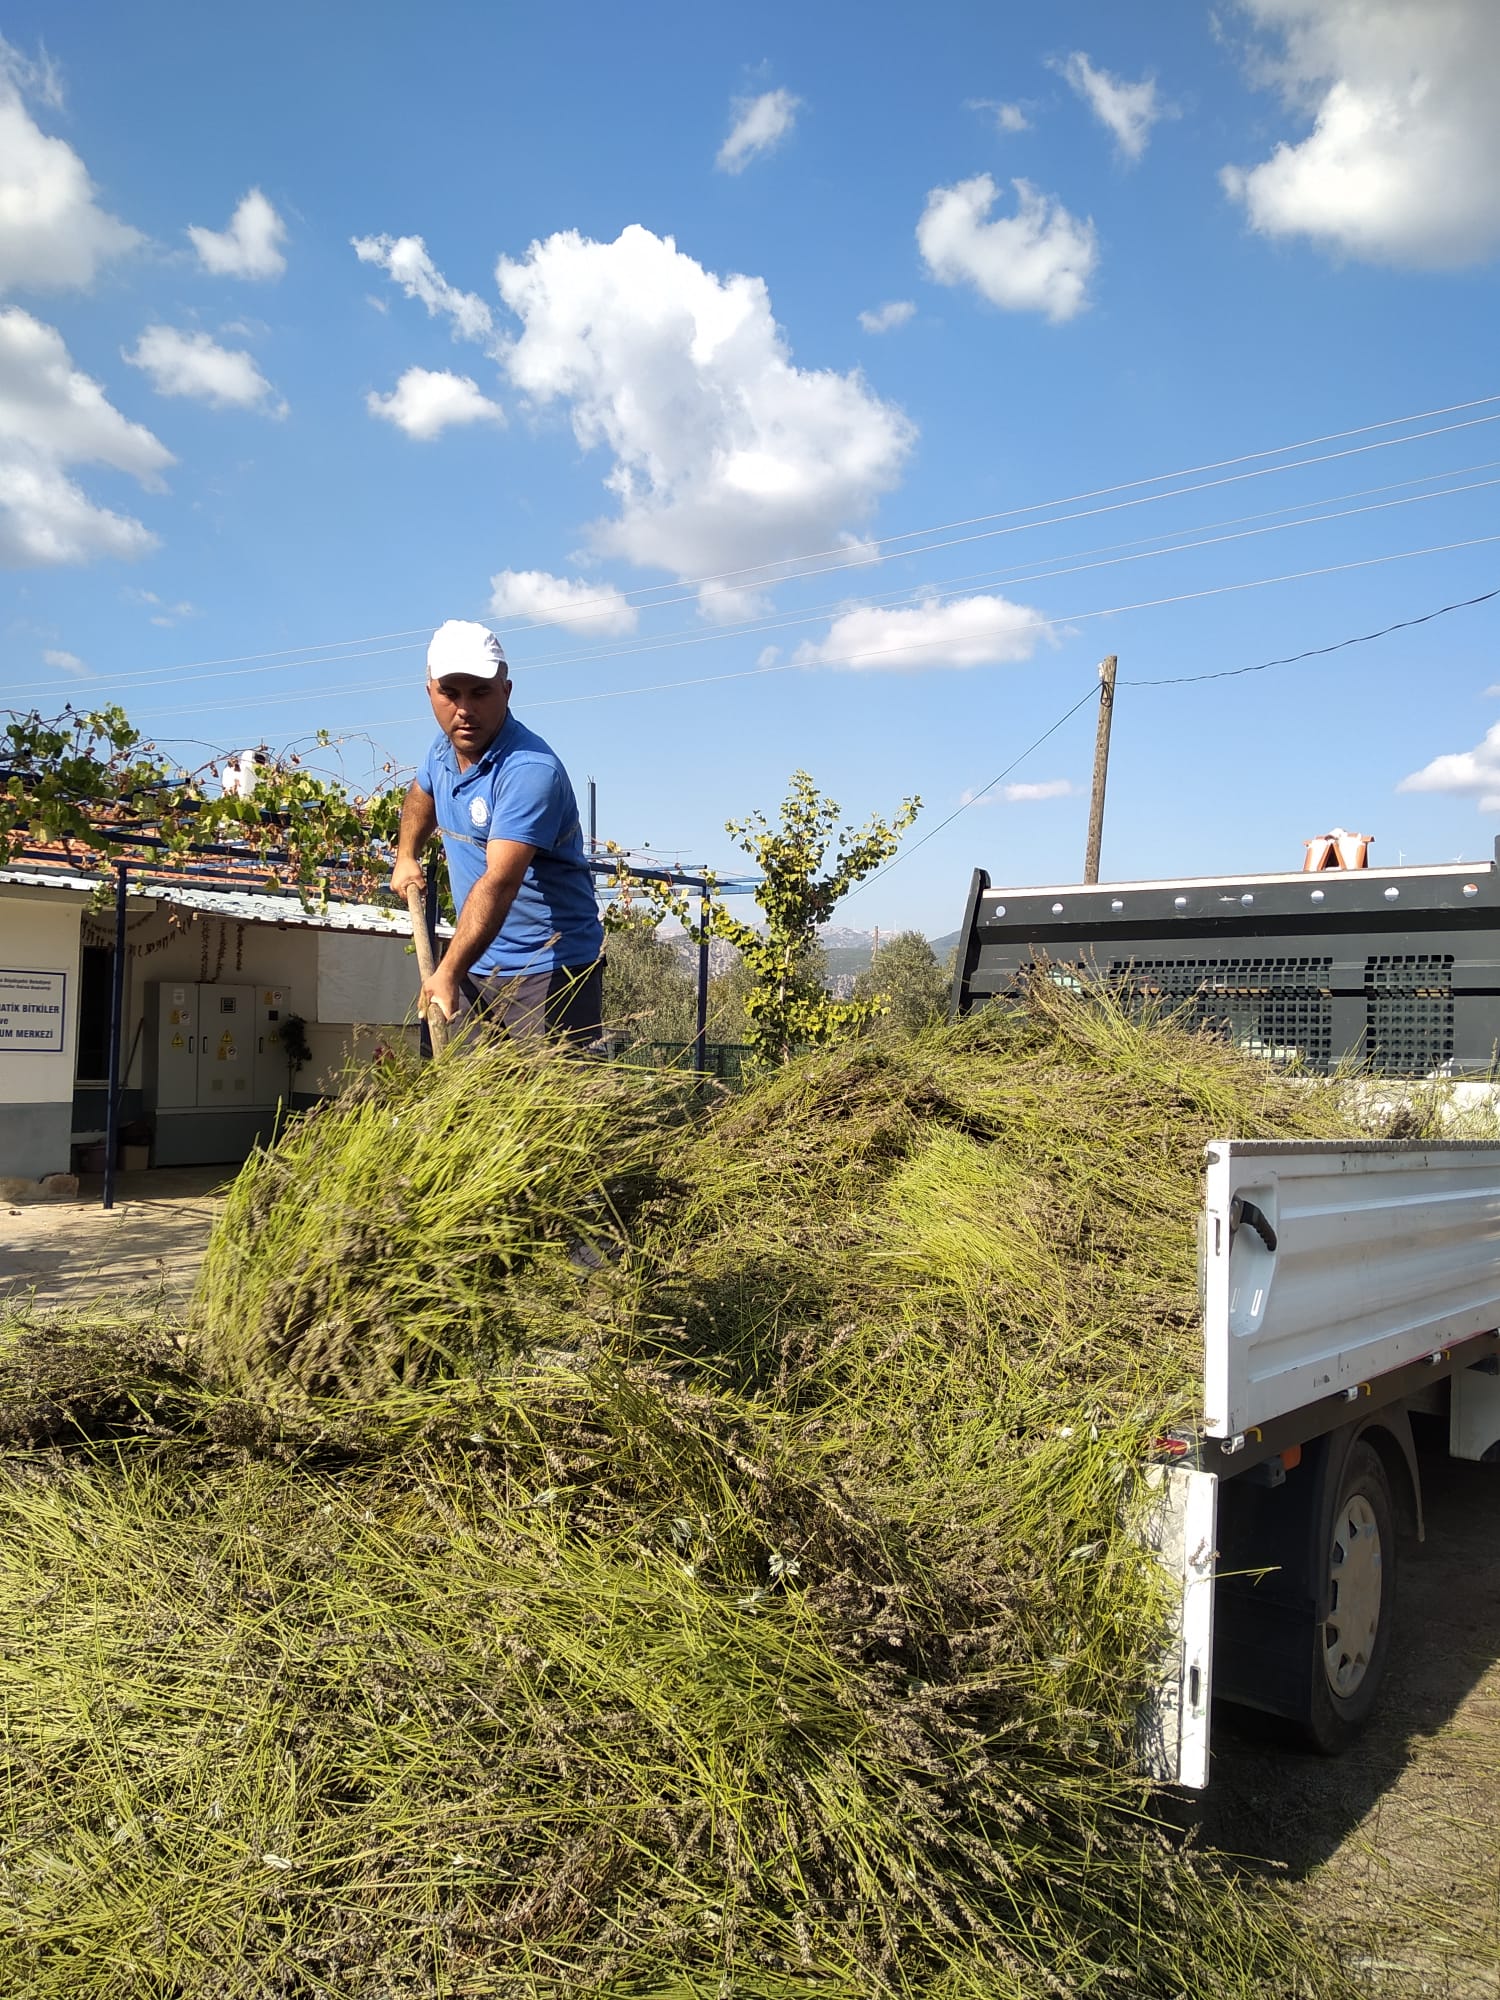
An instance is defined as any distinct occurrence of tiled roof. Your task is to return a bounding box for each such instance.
[0,866,445,938]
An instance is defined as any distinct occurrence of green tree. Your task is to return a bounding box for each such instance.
[852,931,950,1037]
[705,948,755,1046]
[615,770,918,1068]
[600,914,698,1049]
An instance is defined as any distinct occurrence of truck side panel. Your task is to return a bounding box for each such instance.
[1203,1141,1500,1438]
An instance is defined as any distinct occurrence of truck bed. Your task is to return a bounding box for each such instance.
[1146,1138,1500,1788]
[1203,1138,1500,1439]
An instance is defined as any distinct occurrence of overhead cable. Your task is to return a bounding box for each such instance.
[65,492,1500,726]
[317,529,1500,733]
[1122,585,1500,687]
[20,457,1494,704]
[4,389,1496,693]
[844,684,1105,900]
[852,583,1500,893]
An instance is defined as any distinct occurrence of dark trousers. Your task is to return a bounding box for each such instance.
[462,960,605,1050]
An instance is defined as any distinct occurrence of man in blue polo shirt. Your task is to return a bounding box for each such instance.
[390,619,604,1043]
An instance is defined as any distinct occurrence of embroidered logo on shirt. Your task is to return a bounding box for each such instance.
[469,796,491,829]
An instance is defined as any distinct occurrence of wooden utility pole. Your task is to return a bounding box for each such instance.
[1083,654,1118,885]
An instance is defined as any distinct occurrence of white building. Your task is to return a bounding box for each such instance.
[1,865,430,1182]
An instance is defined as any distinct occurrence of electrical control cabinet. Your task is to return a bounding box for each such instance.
[142,981,201,1110]
[197,983,253,1106]
[142,980,292,1164]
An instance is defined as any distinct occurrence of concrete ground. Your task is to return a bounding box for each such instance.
[0,1166,230,1307]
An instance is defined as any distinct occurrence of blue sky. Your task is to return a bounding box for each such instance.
[1,0,1499,934]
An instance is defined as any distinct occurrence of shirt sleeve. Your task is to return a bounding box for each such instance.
[415,742,436,796]
[486,755,568,850]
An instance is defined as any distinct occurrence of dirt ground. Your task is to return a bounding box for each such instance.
[1202,1440,1500,1997]
[2,1174,1497,1994]
[0,1167,229,1306]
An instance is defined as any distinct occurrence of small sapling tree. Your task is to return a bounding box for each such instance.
[611,770,918,1067]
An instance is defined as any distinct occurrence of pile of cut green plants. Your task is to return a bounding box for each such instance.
[1,990,1380,2000]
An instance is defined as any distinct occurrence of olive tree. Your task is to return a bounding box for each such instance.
[852,931,950,1037]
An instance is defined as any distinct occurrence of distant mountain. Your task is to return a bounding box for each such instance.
[667,924,954,987]
[817,927,879,979]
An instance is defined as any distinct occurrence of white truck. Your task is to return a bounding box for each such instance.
[1145,1138,1500,1788]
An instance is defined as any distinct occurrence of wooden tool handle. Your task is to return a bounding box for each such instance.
[404,883,449,1055]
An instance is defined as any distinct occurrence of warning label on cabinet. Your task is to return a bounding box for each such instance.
[0,969,67,1053]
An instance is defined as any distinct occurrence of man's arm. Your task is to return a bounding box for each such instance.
[390,780,436,898]
[422,837,536,1022]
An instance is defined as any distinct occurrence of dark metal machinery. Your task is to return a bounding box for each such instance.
[949,843,1500,1077]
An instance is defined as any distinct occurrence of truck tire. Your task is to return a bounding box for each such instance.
[1303,1440,1396,1754]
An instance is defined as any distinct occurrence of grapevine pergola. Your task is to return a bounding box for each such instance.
[3,704,756,1207]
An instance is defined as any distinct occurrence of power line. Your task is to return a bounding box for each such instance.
[844,684,1105,900]
[16,451,1495,706]
[25,574,1495,814]
[523,531,1500,703]
[100,528,1500,729]
[405,457,1500,685]
[4,390,1497,697]
[67,482,1500,726]
[1122,585,1500,687]
[494,405,1500,650]
[667,391,1500,585]
[530,465,1500,675]
[852,579,1500,897]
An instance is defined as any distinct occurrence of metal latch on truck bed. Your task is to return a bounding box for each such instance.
[1228,1195,1277,1253]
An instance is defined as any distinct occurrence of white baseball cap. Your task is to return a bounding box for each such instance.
[426,619,508,681]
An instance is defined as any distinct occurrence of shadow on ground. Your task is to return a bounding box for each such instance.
[1201,1432,1500,1995]
[0,1167,230,1308]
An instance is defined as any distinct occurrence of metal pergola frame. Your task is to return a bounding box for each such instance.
[9,834,756,1209]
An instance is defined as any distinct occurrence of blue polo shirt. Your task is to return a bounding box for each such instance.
[417,713,603,978]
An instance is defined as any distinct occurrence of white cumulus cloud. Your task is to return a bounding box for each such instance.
[125,586,194,626]
[352,233,495,344]
[716,88,801,174]
[125,326,284,413]
[0,308,170,565]
[1398,722,1500,811]
[488,566,637,634]
[1004,777,1075,803]
[1055,51,1164,162]
[792,591,1051,672]
[959,776,1075,806]
[0,49,140,293]
[187,188,287,279]
[367,366,504,440]
[42,646,89,676]
[1222,0,1500,268]
[858,299,916,334]
[0,313,171,476]
[494,223,914,611]
[968,98,1032,134]
[917,175,1098,321]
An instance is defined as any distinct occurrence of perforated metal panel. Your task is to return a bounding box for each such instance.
[1364,953,1454,1078]
[951,861,1500,1076]
[1108,956,1335,1069]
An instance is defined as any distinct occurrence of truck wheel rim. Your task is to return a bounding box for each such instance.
[1323,1493,1382,1699]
